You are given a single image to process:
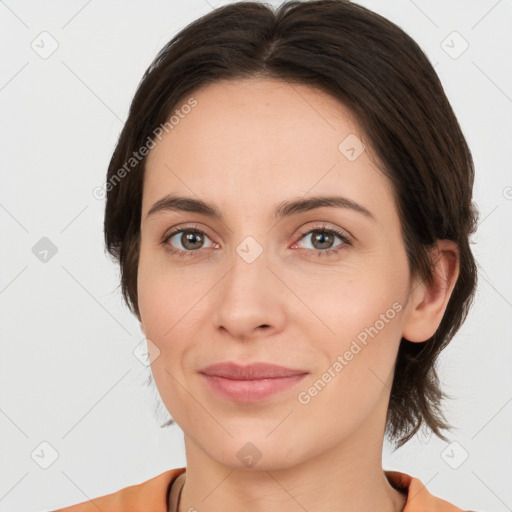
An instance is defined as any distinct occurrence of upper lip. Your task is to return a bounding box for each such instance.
[199,362,308,380]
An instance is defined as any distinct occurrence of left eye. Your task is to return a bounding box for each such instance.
[294,228,350,253]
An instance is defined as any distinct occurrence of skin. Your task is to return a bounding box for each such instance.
[137,78,460,512]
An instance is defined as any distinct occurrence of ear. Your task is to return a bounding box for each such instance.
[401,240,460,343]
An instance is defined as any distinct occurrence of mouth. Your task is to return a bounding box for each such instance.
[198,361,309,403]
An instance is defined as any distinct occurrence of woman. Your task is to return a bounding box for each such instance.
[54,0,479,510]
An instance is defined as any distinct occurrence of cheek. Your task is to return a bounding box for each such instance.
[295,262,405,340]
[136,249,213,409]
[137,256,202,423]
[137,243,203,337]
[294,287,405,435]
[297,265,406,397]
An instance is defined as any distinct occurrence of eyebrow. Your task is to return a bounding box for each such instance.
[146,194,375,222]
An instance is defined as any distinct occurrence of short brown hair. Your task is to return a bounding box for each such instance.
[104,0,479,448]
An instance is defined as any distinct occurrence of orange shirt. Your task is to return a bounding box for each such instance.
[51,467,470,511]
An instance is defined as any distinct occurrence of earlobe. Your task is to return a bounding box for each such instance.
[401,240,460,343]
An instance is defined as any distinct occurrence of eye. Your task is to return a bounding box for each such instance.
[293,224,352,257]
[160,223,352,259]
[162,226,217,257]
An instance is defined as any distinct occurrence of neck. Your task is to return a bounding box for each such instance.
[175,397,407,512]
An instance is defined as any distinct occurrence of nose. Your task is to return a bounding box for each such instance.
[210,238,286,341]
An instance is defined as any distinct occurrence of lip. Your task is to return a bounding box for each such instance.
[198,362,309,403]
[198,361,308,379]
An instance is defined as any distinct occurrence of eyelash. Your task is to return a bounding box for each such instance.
[161,223,352,259]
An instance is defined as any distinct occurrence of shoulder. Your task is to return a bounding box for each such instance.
[385,470,472,512]
[51,467,475,512]
[51,467,186,512]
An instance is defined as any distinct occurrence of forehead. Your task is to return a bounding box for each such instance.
[142,77,395,223]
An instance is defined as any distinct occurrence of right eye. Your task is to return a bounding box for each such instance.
[162,227,217,257]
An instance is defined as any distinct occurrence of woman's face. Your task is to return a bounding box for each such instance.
[138,78,418,469]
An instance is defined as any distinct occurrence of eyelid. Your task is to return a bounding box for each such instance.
[162,222,214,241]
[162,221,351,241]
[292,223,352,250]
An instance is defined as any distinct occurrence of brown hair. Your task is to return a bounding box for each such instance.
[103,0,479,448]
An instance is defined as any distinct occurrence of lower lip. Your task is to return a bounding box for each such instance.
[200,373,308,403]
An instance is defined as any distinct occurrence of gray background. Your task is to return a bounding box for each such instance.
[0,1,511,511]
